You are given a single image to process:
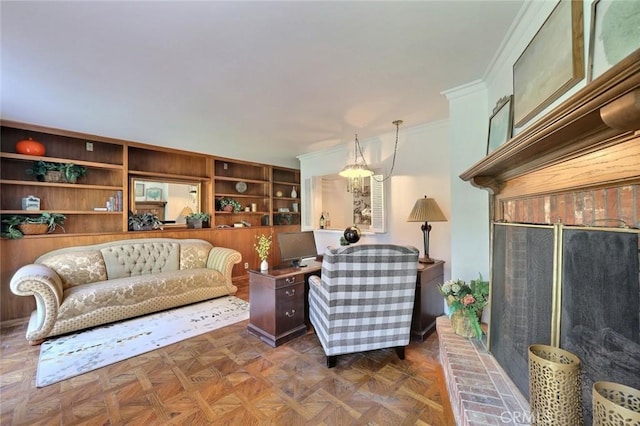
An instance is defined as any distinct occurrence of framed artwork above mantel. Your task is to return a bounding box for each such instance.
[513,0,584,128]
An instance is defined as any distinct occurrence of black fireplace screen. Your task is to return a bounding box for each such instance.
[490,224,554,400]
[560,228,640,423]
[490,223,640,423]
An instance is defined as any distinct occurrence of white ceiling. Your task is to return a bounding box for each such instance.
[1,1,524,168]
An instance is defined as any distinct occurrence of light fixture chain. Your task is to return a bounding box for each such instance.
[356,120,402,183]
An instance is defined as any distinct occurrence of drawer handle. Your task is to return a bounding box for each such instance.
[285,277,296,284]
[285,309,296,318]
[285,289,296,296]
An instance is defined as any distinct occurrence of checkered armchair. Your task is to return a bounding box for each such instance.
[308,244,419,367]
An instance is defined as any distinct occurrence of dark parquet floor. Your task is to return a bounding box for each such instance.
[0,279,455,426]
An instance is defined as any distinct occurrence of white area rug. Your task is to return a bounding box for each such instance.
[36,296,249,387]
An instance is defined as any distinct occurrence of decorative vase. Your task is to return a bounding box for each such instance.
[260,259,268,271]
[223,204,234,212]
[592,381,640,426]
[291,186,297,198]
[186,218,203,229]
[528,344,583,425]
[450,310,476,338]
[16,138,45,156]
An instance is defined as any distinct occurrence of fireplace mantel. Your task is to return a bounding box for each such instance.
[460,50,640,203]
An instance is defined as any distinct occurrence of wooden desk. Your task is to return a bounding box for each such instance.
[247,259,444,347]
[411,260,445,341]
[247,261,321,347]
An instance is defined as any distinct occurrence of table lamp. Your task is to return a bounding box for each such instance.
[407,195,447,263]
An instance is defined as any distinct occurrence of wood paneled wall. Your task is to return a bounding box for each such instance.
[1,225,298,323]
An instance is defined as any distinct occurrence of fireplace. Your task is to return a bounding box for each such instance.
[490,222,640,423]
[460,50,640,424]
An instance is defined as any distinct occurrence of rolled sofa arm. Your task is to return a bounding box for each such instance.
[10,264,64,344]
[207,247,242,284]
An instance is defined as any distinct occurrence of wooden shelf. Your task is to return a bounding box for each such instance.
[0,210,122,215]
[0,179,122,191]
[128,170,209,180]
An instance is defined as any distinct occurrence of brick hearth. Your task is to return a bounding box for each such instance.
[437,316,530,425]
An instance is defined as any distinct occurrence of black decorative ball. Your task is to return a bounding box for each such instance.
[343,226,361,244]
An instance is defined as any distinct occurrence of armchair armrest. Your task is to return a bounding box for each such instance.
[206,247,242,284]
[10,264,64,343]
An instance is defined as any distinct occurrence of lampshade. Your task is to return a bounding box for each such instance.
[407,196,447,223]
[339,164,374,178]
[179,206,193,217]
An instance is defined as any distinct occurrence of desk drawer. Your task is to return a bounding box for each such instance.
[275,283,304,331]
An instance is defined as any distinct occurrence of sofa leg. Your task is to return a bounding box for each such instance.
[395,346,406,360]
[326,355,337,368]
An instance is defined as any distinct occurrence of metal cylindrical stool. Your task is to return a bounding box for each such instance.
[592,381,640,426]
[528,344,583,425]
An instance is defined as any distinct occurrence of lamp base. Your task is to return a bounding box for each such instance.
[419,256,435,264]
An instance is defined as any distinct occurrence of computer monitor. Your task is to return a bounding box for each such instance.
[277,231,318,267]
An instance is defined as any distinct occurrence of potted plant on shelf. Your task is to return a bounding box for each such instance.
[1,212,66,239]
[218,197,242,212]
[438,274,489,339]
[185,212,211,229]
[128,212,163,231]
[26,161,87,183]
[254,233,272,271]
[59,163,88,183]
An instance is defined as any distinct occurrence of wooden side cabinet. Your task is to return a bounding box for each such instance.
[411,260,445,342]
[247,268,307,347]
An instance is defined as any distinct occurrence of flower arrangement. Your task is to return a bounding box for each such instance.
[254,234,272,261]
[438,274,489,339]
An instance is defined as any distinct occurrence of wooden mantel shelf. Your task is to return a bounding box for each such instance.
[460,50,640,194]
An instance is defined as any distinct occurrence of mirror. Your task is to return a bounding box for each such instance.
[316,174,385,233]
[130,178,201,225]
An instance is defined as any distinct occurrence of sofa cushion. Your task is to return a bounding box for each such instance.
[57,268,227,320]
[100,242,180,279]
[40,250,107,290]
[180,241,212,270]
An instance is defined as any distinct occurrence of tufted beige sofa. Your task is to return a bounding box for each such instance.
[10,238,242,344]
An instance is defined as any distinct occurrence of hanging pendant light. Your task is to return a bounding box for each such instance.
[339,120,403,193]
[339,134,373,194]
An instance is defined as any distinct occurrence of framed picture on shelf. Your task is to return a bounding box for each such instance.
[145,187,162,201]
[587,0,640,82]
[513,0,584,128]
[135,182,145,197]
[487,95,514,155]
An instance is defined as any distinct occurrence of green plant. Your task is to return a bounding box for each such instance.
[26,161,57,179]
[254,234,272,261]
[185,212,210,221]
[128,212,163,231]
[1,212,66,239]
[26,161,87,182]
[219,197,242,212]
[58,163,87,183]
[438,274,489,339]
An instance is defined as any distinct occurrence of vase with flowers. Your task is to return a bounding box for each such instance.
[438,274,489,339]
[254,233,272,271]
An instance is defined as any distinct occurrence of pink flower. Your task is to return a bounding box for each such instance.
[462,294,476,306]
